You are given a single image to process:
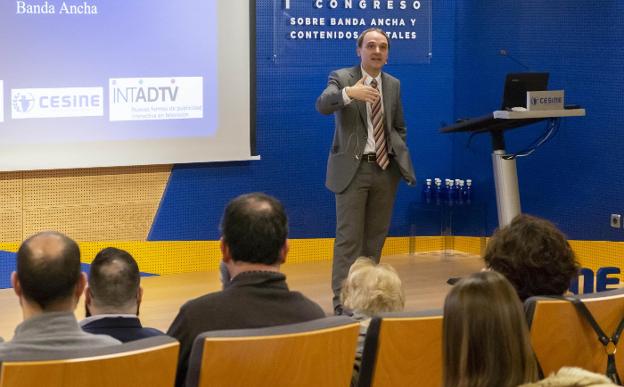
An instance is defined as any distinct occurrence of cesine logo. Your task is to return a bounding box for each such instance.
[12,92,35,113]
[11,87,104,119]
[531,97,538,105]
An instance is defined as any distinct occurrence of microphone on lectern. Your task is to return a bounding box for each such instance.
[499,49,531,71]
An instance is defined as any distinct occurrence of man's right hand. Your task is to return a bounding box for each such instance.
[345,76,380,104]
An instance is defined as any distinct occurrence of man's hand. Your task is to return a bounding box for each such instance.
[345,76,379,104]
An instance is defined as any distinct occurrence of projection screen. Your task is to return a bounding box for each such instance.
[0,0,256,171]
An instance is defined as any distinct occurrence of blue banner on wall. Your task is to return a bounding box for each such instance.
[271,0,431,65]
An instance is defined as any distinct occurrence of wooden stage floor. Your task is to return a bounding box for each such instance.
[0,252,484,340]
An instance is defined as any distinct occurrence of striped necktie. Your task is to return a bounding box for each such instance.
[370,79,389,170]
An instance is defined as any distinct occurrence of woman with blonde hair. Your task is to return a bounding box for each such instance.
[340,257,405,386]
[341,257,405,316]
[520,367,616,387]
[443,271,538,387]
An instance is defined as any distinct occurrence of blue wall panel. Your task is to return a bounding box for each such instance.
[149,1,457,241]
[453,0,624,240]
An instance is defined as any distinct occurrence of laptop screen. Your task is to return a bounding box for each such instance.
[501,72,549,109]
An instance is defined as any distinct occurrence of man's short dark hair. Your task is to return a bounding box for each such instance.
[220,193,288,265]
[16,231,81,309]
[89,247,140,308]
[357,28,390,48]
[483,214,580,301]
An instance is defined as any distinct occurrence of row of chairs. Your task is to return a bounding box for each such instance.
[358,287,624,386]
[527,288,624,380]
[0,335,180,387]
[1,288,622,387]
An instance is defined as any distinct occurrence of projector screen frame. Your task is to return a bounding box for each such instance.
[0,0,258,172]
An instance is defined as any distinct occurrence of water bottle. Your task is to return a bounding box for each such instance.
[447,180,456,206]
[465,179,473,204]
[457,180,465,205]
[422,179,433,204]
[434,178,443,205]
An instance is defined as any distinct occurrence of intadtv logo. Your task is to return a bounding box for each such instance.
[109,77,203,122]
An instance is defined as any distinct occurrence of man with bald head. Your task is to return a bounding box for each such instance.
[0,231,119,358]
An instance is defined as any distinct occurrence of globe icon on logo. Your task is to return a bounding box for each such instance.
[12,93,35,113]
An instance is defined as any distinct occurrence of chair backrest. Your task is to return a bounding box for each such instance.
[525,288,624,377]
[0,335,179,387]
[358,310,443,387]
[186,316,360,387]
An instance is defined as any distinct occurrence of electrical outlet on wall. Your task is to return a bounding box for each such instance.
[611,214,621,228]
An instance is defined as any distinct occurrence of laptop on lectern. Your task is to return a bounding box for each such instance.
[501,72,549,109]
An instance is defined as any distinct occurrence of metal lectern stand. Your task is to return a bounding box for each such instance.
[442,108,586,227]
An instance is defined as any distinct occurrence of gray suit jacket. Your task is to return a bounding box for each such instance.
[316,66,416,193]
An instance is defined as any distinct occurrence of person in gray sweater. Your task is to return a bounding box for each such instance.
[0,231,120,358]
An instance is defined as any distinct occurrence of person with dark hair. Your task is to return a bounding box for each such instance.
[80,247,164,342]
[167,193,325,387]
[316,27,416,314]
[483,214,580,301]
[443,271,539,387]
[0,231,119,358]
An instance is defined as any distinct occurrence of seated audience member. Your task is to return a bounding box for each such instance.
[80,247,164,342]
[340,257,405,386]
[443,271,538,387]
[0,231,120,358]
[483,214,580,301]
[167,192,325,387]
[520,367,616,387]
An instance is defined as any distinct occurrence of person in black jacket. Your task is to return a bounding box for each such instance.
[81,247,164,342]
[167,192,325,387]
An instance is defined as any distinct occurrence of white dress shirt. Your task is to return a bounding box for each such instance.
[341,67,384,155]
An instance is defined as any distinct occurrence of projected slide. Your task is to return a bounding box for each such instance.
[0,1,254,171]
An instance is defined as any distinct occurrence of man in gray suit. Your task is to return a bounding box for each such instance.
[316,28,416,314]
